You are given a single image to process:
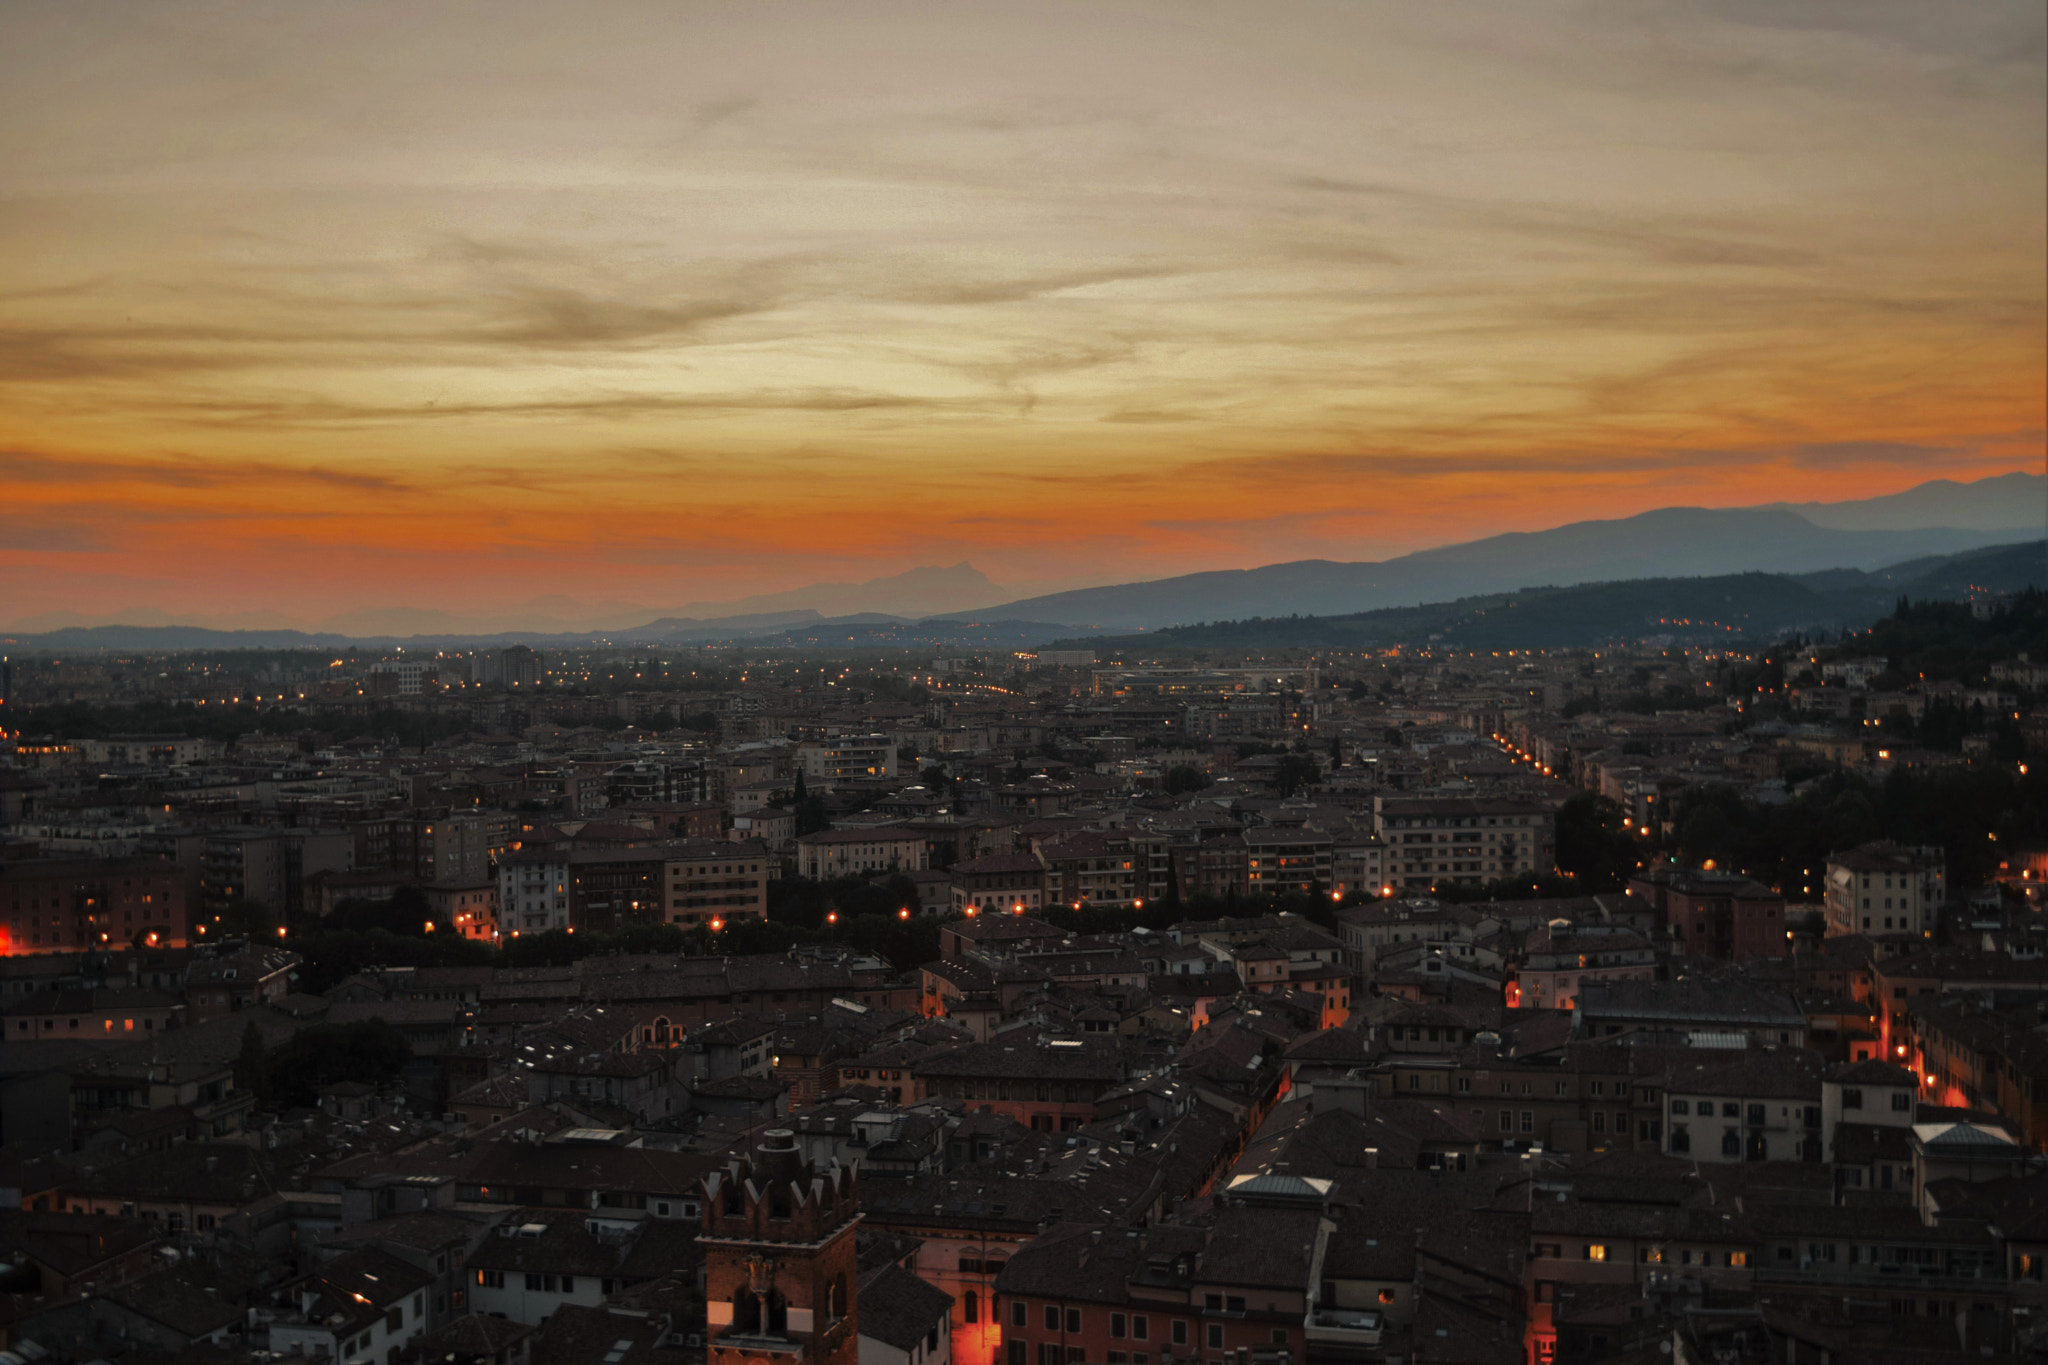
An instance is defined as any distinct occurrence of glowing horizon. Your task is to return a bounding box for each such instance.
[2,1,2042,626]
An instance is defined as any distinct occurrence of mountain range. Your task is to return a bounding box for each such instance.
[5,472,2040,645]
[979,473,2044,630]
[1058,539,2046,652]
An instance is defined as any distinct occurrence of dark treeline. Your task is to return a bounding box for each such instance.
[1664,762,2042,895]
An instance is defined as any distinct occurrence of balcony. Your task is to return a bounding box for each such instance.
[712,1331,808,1356]
[1304,1309,1383,1348]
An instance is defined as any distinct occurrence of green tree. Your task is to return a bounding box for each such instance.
[1554,793,1642,890]
[1273,753,1320,799]
[217,896,277,940]
[265,1019,411,1107]
[793,795,830,837]
[1163,764,1212,796]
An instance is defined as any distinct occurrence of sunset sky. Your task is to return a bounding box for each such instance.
[2,1,2042,626]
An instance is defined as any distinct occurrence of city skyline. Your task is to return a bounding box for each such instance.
[2,1,2042,623]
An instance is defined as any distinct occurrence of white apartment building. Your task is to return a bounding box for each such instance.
[1824,842,1946,938]
[499,850,571,934]
[797,735,899,785]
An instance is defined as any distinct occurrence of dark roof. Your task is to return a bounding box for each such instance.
[103,1259,253,1338]
[797,827,923,845]
[413,1312,536,1356]
[0,1207,159,1277]
[857,1262,955,1351]
[913,1039,1122,1082]
[1829,1058,1917,1087]
[1196,1203,1322,1291]
[467,1208,629,1277]
[67,1142,283,1206]
[282,1246,435,1331]
[530,1302,681,1365]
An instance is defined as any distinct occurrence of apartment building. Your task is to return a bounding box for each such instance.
[950,853,1048,915]
[1662,1048,1826,1164]
[796,827,928,880]
[1,856,188,955]
[1240,827,1332,896]
[914,1037,1124,1132]
[1826,842,1946,938]
[498,839,769,934]
[1514,925,1656,1011]
[798,735,898,785]
[994,1208,1315,1365]
[1371,795,1554,888]
[199,828,288,916]
[1627,866,1786,961]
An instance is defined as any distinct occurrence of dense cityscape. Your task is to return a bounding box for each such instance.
[4,1,2044,1362]
[0,584,2043,1365]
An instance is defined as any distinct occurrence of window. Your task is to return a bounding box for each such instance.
[1672,1100,1689,1116]
[1011,1342,1029,1365]
[1722,1130,1740,1157]
[525,1273,544,1292]
[1585,1245,1607,1262]
[1891,1093,1911,1112]
[1045,1307,1059,1331]
[1172,1321,1189,1346]
[1670,1126,1690,1154]
[1593,1112,1606,1133]
[965,1292,979,1325]
[560,1275,574,1293]
[1132,1315,1148,1340]
[1112,1314,1127,1339]
[1726,1251,1748,1268]
[1722,1102,1739,1117]
[1041,1346,1061,1365]
[477,1270,504,1289]
[1014,1302,1029,1329]
[1499,1110,1513,1132]
[1207,1325,1224,1349]
[1520,1111,1533,1132]
[1066,1309,1082,1335]
[1271,1330,1288,1345]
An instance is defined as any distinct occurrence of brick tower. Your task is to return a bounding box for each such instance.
[702,1129,861,1365]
